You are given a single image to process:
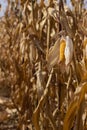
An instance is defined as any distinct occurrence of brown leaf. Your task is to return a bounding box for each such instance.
[47,39,60,69]
[0,111,9,122]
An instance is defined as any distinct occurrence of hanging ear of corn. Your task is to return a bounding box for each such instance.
[64,36,74,66]
[59,38,66,62]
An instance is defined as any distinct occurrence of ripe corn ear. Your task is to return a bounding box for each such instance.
[59,38,66,62]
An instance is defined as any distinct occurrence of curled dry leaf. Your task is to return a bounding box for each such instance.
[47,39,60,69]
[63,100,78,130]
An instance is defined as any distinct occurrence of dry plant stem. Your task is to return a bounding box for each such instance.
[73,52,79,85]
[46,15,51,58]
[46,98,57,130]
[32,68,54,130]
[59,0,74,38]
[31,1,34,23]
[60,11,74,38]
[66,65,72,108]
[31,1,36,32]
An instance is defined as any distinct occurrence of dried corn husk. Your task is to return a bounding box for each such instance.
[35,62,46,99]
[47,39,60,69]
[64,36,74,66]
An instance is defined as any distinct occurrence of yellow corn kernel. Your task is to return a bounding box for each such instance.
[59,39,66,62]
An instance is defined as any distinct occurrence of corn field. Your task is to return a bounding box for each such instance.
[0,0,87,130]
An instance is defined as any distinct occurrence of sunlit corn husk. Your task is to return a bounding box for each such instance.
[64,36,74,66]
[47,39,60,69]
[59,38,66,62]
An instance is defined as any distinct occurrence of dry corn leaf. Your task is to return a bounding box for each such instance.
[29,43,38,63]
[36,62,44,99]
[76,61,84,82]
[39,17,47,38]
[63,100,78,130]
[63,82,87,130]
[0,1,87,130]
[47,39,60,69]
[32,69,53,130]
[32,107,40,130]
[78,83,87,108]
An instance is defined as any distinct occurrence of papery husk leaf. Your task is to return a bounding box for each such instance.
[64,36,74,66]
[47,39,60,69]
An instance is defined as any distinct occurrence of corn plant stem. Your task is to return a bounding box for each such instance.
[31,1,34,24]
[46,16,51,58]
[31,1,36,33]
[32,68,54,130]
[73,50,79,85]
[66,65,72,108]
[46,97,57,130]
